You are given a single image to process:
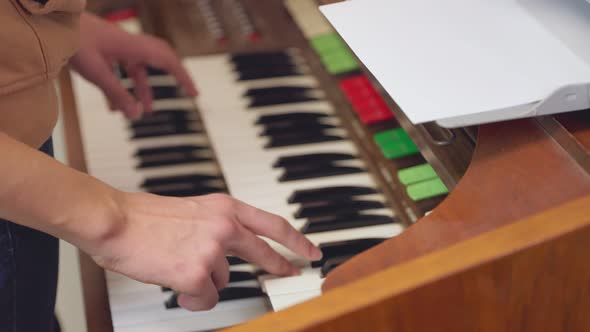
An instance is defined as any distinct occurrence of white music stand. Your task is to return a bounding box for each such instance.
[320,0,590,127]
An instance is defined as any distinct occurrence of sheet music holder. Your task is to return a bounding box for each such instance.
[320,0,590,127]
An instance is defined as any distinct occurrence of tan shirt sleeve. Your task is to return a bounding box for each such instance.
[0,0,85,148]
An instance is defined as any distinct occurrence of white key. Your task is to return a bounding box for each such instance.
[263,268,324,311]
[112,298,269,332]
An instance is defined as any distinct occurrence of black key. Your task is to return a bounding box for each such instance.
[151,86,181,99]
[244,86,312,97]
[238,67,301,81]
[235,63,299,77]
[218,287,263,302]
[268,123,338,140]
[161,286,172,292]
[229,271,257,282]
[142,174,221,187]
[255,112,330,125]
[137,154,213,168]
[115,66,126,79]
[311,238,386,268]
[148,186,223,197]
[320,255,353,277]
[279,157,358,172]
[164,287,264,309]
[135,145,208,157]
[261,123,337,137]
[118,66,169,79]
[147,67,168,77]
[226,256,247,266]
[232,51,292,64]
[273,153,357,168]
[127,86,180,100]
[135,109,194,120]
[234,61,297,72]
[294,200,385,219]
[288,186,377,204]
[266,134,343,148]
[279,165,364,182]
[248,94,316,108]
[130,112,198,129]
[131,124,200,139]
[164,293,180,309]
[301,215,395,234]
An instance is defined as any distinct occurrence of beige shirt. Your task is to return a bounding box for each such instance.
[0,0,85,148]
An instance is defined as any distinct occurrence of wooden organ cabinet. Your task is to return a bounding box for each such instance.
[60,1,590,331]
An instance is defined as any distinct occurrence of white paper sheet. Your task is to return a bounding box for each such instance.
[320,0,590,126]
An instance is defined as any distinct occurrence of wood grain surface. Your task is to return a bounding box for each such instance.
[224,194,590,332]
[323,119,590,291]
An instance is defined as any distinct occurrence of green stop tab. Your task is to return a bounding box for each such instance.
[406,177,449,201]
[373,128,419,159]
[310,33,348,53]
[398,164,438,186]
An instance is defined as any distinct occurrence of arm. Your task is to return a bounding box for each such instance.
[0,131,321,310]
[70,12,198,119]
[0,132,121,248]
[1,12,322,308]
[70,12,319,309]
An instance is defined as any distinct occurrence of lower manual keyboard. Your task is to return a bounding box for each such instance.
[184,51,404,311]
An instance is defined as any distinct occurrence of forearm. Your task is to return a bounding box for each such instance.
[0,132,123,252]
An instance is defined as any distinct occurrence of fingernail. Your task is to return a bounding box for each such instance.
[290,266,301,276]
[311,245,323,261]
[128,102,142,120]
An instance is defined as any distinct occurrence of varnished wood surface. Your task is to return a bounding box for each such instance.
[556,110,590,152]
[323,118,590,290]
[59,70,115,332]
[537,114,590,173]
[224,195,590,332]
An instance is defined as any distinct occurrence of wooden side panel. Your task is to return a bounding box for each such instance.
[309,226,590,332]
[323,119,590,290]
[224,196,590,332]
[556,110,590,152]
[59,70,115,332]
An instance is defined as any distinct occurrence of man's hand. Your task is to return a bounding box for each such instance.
[70,12,198,119]
[88,192,322,311]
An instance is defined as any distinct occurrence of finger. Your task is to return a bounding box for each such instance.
[177,279,219,311]
[235,202,322,261]
[141,40,198,97]
[125,63,153,114]
[229,228,299,277]
[210,255,229,290]
[85,56,141,119]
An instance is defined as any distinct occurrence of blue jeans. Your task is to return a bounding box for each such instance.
[0,138,60,332]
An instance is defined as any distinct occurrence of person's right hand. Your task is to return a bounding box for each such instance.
[87,192,322,311]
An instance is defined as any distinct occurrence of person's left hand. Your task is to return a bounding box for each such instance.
[70,12,198,119]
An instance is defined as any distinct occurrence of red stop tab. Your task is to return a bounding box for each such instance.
[339,75,395,124]
[340,81,380,105]
[351,95,388,111]
[339,76,372,94]
[104,8,138,22]
[358,105,394,124]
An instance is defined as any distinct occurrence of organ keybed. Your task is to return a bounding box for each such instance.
[60,1,590,331]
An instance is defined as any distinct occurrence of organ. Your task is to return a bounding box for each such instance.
[59,1,590,331]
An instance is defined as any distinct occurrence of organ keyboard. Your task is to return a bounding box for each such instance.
[72,47,404,330]
[62,1,590,332]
